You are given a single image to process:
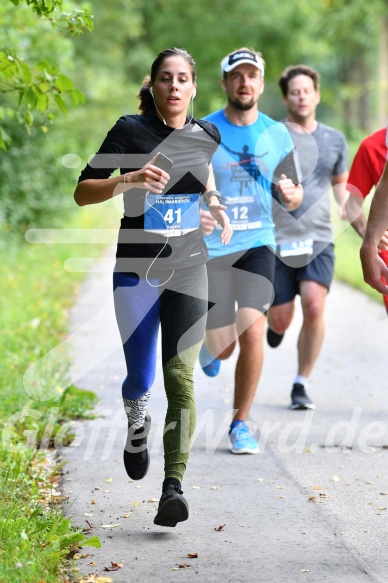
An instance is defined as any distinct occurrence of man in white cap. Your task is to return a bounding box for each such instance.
[199,48,303,454]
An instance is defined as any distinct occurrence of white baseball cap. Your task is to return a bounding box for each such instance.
[221,49,265,77]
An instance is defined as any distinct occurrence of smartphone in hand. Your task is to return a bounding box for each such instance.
[274,148,302,185]
[153,152,173,173]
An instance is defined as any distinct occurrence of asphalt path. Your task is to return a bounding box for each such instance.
[62,254,388,583]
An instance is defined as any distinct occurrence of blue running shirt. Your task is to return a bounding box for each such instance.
[203,109,294,258]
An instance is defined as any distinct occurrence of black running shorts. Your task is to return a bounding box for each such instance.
[272,242,335,306]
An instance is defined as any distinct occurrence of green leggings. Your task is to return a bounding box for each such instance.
[163,345,200,481]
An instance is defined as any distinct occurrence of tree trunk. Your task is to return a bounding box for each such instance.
[376,14,388,128]
[358,55,370,132]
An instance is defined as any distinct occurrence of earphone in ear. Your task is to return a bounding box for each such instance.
[192,91,196,99]
[149,87,154,97]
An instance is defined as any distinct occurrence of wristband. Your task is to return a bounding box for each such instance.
[203,190,222,207]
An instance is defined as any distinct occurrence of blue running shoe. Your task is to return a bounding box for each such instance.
[199,343,221,377]
[228,421,259,454]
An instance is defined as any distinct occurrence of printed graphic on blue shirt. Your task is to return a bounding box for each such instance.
[203,110,294,258]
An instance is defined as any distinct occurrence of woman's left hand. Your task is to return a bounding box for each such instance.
[207,199,233,245]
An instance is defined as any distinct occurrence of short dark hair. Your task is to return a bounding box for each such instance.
[278,65,320,97]
[138,47,197,114]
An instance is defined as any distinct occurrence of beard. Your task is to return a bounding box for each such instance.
[227,95,256,111]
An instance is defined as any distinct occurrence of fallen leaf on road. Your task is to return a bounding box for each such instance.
[364,481,373,485]
[192,485,200,489]
[214,524,226,531]
[211,486,219,490]
[178,564,191,568]
[333,475,341,482]
[311,486,323,490]
[319,493,330,498]
[104,561,124,571]
[378,507,387,511]
[122,512,132,518]
[147,498,159,503]
[380,492,388,496]
[308,496,316,502]
[187,552,198,558]
[101,524,121,528]
[105,478,114,483]
[134,501,138,508]
[91,500,96,504]
[301,569,310,573]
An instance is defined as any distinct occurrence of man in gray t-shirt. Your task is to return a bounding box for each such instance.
[267,65,348,410]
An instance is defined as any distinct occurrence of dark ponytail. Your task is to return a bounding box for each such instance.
[137,75,154,114]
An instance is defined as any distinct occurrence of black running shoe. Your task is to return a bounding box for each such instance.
[123,411,151,480]
[267,328,284,348]
[290,383,315,410]
[154,479,189,527]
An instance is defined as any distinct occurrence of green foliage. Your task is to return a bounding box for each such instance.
[0,122,78,236]
[67,0,385,130]
[0,0,93,149]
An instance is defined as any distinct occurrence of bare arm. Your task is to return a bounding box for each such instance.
[345,190,388,249]
[73,157,171,207]
[202,164,233,245]
[332,171,349,219]
[345,194,367,239]
[360,162,388,293]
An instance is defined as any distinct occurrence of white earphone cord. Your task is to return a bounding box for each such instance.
[145,191,175,287]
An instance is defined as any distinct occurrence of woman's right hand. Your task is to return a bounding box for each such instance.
[125,156,171,193]
[200,208,217,236]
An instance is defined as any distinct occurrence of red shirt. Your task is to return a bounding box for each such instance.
[347,127,387,198]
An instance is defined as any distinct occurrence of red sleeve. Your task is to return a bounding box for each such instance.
[347,141,375,198]
[348,129,387,198]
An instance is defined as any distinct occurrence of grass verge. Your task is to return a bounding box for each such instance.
[0,201,119,583]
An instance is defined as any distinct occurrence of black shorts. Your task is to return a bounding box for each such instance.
[206,246,275,330]
[272,242,335,306]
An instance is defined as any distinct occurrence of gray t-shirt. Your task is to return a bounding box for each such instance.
[272,122,348,245]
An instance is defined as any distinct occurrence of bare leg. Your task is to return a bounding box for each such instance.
[297,280,327,377]
[267,300,295,334]
[233,308,266,422]
[204,323,237,361]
